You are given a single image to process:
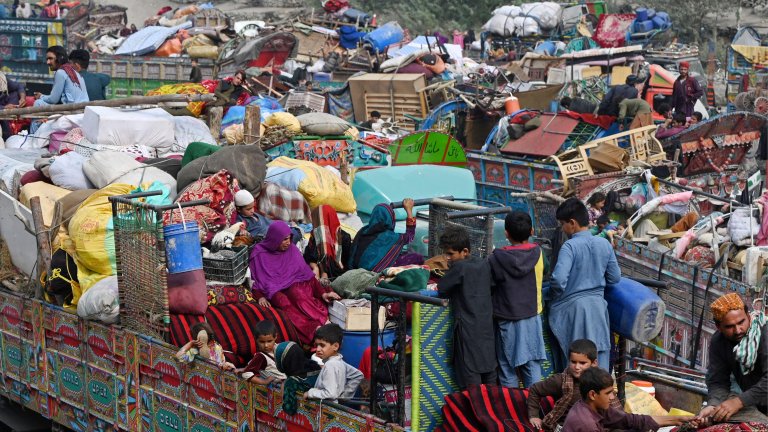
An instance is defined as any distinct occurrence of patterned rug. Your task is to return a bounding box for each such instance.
[412,302,459,432]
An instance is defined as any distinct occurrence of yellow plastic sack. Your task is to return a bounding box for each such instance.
[264,112,301,133]
[624,383,668,416]
[268,157,356,213]
[19,181,71,227]
[146,83,209,117]
[68,183,134,303]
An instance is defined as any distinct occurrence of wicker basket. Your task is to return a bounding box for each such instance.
[203,246,249,284]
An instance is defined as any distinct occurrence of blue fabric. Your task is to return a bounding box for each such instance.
[237,213,272,239]
[496,315,546,387]
[549,230,620,368]
[339,26,366,49]
[348,204,402,271]
[80,71,111,101]
[35,69,89,106]
[264,166,306,191]
[115,23,192,56]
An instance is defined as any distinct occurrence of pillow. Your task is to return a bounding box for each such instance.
[207,285,255,306]
[167,269,208,315]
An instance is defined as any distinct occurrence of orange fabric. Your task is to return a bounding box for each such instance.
[710,293,746,322]
[670,212,699,233]
[156,38,182,57]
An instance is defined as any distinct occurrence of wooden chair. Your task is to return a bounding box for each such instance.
[550,141,597,193]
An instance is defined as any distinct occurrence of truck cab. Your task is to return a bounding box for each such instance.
[351,165,509,257]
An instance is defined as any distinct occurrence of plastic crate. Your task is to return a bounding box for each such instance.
[285,92,326,112]
[202,246,248,284]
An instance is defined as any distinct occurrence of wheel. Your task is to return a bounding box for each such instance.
[755,96,768,114]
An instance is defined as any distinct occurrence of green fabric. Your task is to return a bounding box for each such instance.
[182,142,221,167]
[330,268,380,299]
[376,268,430,293]
[282,374,319,415]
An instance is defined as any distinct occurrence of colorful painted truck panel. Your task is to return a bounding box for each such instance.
[264,136,389,169]
[0,292,403,432]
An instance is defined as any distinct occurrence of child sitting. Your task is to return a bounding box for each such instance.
[590,214,620,241]
[586,193,606,226]
[489,211,547,388]
[437,226,497,389]
[224,321,287,385]
[234,189,273,241]
[563,367,693,432]
[527,339,621,432]
[303,324,363,402]
[176,322,226,366]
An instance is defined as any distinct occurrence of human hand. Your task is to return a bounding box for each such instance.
[403,198,414,216]
[258,297,271,308]
[301,391,309,399]
[5,104,17,109]
[530,417,543,430]
[695,405,716,426]
[18,98,25,108]
[322,291,341,303]
[194,339,204,349]
[221,362,235,371]
[712,397,743,422]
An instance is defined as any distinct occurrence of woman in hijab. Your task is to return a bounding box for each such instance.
[250,221,341,345]
[304,205,352,281]
[348,198,418,272]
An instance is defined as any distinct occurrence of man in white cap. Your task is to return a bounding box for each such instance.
[235,190,273,241]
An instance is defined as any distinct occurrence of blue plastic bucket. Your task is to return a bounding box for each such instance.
[164,221,203,274]
[635,7,648,21]
[535,41,557,56]
[646,8,656,18]
[340,328,396,369]
[605,278,666,343]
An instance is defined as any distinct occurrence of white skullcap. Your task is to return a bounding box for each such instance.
[234,189,254,207]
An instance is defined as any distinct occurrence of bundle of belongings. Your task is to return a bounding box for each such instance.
[482,2,564,37]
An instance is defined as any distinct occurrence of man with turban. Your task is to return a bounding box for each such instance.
[696,293,767,425]
[671,61,703,118]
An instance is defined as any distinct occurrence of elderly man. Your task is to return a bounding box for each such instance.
[696,293,767,424]
[33,45,89,106]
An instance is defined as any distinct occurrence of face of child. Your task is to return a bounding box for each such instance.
[443,247,469,266]
[594,200,605,210]
[590,387,615,410]
[689,117,699,125]
[279,235,291,252]
[568,352,597,378]
[313,338,339,360]
[238,203,255,217]
[256,334,277,354]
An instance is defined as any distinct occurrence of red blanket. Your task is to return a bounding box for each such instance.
[170,302,300,365]
[437,385,555,432]
[559,110,616,130]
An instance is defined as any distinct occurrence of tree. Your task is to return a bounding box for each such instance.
[641,0,720,45]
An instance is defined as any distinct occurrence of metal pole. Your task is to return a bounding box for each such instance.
[396,298,407,424]
[370,292,380,418]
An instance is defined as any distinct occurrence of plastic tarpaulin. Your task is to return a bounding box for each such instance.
[116,22,192,56]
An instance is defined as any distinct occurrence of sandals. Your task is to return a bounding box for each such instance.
[197,329,211,360]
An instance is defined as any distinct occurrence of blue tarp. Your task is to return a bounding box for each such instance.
[115,22,193,56]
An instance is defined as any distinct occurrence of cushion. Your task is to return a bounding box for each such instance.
[207,284,255,306]
[167,269,208,315]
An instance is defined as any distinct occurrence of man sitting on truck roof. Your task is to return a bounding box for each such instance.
[33,46,89,106]
[69,49,110,101]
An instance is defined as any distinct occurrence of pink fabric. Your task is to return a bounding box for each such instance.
[249,221,315,300]
[674,230,696,259]
[659,191,693,204]
[757,193,768,246]
[270,278,329,345]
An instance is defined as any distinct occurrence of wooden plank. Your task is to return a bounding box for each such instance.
[243,105,261,145]
[29,197,49,301]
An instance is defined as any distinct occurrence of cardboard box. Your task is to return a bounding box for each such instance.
[328,301,386,331]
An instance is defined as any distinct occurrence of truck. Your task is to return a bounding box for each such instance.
[0,16,216,98]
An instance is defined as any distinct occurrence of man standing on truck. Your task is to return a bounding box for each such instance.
[69,49,110,101]
[33,46,89,106]
[671,61,703,118]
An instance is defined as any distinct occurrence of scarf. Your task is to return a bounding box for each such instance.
[59,63,82,89]
[312,205,343,270]
[249,221,315,299]
[734,310,766,374]
[349,204,403,271]
[0,72,7,93]
[541,369,623,431]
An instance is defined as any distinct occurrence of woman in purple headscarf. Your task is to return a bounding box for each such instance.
[249,221,341,345]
